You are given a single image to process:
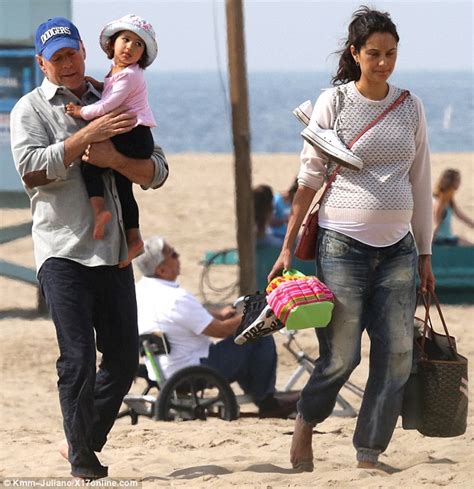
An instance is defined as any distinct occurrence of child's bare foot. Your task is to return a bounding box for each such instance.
[93,210,112,240]
[290,414,314,472]
[119,231,144,268]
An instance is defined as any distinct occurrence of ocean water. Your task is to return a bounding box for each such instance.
[96,70,474,154]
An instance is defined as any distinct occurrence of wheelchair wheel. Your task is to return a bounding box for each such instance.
[157,365,239,421]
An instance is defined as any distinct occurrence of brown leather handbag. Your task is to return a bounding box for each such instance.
[294,90,410,261]
[294,169,337,260]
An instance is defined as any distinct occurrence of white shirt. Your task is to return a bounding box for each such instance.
[135,276,213,380]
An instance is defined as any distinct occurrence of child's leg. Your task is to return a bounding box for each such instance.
[110,126,153,265]
[111,125,154,159]
[114,171,144,267]
[89,197,112,240]
[121,228,144,269]
[81,163,112,240]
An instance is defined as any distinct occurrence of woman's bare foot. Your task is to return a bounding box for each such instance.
[290,414,314,472]
[93,210,112,240]
[119,229,144,268]
[58,440,69,461]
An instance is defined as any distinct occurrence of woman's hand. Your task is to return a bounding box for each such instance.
[418,254,436,294]
[267,248,292,282]
[266,184,318,283]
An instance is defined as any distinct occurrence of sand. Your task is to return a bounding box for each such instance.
[1,152,473,487]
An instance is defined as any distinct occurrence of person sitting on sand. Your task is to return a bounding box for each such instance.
[134,235,299,418]
[433,168,474,246]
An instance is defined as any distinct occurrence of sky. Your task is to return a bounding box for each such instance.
[71,0,474,74]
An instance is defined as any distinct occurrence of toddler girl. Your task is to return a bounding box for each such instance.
[66,14,158,264]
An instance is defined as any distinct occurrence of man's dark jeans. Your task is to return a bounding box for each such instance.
[201,335,277,404]
[38,258,139,478]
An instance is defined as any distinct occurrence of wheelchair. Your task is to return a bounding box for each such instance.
[118,328,363,424]
[118,333,241,424]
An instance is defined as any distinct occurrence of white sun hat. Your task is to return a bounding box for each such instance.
[99,14,158,67]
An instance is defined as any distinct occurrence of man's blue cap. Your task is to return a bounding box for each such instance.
[35,17,81,59]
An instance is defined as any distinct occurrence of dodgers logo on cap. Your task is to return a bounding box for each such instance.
[35,17,82,60]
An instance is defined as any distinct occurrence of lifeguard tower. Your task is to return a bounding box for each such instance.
[0,0,71,312]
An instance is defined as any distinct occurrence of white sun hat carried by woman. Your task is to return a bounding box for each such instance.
[99,14,158,67]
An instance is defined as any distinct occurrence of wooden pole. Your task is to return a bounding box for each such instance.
[225,0,256,294]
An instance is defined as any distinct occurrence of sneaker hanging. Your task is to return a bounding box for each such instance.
[301,126,364,171]
[234,298,284,345]
[292,99,364,171]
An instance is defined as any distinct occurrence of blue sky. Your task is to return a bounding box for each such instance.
[71,0,472,73]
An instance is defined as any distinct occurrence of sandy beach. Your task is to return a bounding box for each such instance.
[1,152,473,487]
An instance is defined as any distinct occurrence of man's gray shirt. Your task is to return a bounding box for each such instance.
[10,77,169,271]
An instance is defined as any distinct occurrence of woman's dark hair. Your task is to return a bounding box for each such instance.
[332,5,399,85]
[105,31,149,70]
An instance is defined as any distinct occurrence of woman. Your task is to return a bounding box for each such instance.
[268,6,435,470]
[433,169,474,245]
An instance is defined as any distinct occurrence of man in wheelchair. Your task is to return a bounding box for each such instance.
[134,235,299,418]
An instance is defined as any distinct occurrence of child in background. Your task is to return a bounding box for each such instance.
[66,14,158,263]
[254,185,284,247]
[270,178,298,240]
[433,168,474,245]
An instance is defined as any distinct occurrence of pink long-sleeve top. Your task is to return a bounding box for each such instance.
[80,63,156,127]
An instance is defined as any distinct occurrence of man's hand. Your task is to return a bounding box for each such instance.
[82,140,121,169]
[82,140,156,187]
[219,305,237,320]
[64,107,136,168]
[85,75,104,91]
[83,107,137,144]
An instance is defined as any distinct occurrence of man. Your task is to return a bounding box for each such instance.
[10,18,168,479]
[134,236,299,418]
